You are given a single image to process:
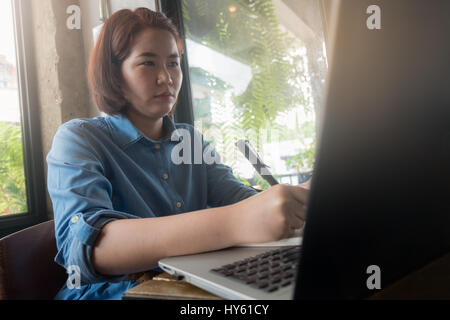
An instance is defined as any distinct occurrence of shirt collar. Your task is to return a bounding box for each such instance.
[105,114,182,149]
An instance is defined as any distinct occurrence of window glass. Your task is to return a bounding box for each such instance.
[182,0,328,189]
[0,0,28,216]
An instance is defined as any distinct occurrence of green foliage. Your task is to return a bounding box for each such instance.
[285,120,316,172]
[0,121,27,215]
[286,142,316,172]
[183,0,320,189]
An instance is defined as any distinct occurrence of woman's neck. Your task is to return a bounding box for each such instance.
[126,110,165,141]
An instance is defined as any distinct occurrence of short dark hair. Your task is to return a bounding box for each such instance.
[87,8,183,115]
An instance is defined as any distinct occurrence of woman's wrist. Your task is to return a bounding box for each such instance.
[223,201,248,245]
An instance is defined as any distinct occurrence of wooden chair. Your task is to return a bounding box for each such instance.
[0,220,67,300]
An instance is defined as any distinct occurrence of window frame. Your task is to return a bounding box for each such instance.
[0,0,47,238]
[158,0,194,126]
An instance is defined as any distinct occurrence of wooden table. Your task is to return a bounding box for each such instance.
[122,272,221,300]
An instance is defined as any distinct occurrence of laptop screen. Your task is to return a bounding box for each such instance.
[296,0,450,299]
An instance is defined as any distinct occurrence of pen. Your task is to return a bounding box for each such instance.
[235,139,279,186]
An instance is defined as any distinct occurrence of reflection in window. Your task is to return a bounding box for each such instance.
[182,0,327,189]
[0,0,27,216]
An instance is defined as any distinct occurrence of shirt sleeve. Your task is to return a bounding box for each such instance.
[197,129,260,207]
[46,121,140,285]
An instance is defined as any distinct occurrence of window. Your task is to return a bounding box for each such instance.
[163,0,328,189]
[0,0,46,237]
[0,0,27,217]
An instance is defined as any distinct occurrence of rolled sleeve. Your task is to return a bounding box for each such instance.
[47,121,140,285]
[61,210,139,285]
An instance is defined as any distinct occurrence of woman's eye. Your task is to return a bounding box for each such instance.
[141,61,155,66]
[168,61,179,67]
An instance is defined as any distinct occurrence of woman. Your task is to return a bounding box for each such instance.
[47,8,309,300]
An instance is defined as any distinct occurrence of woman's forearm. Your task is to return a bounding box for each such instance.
[91,205,240,276]
[92,184,309,276]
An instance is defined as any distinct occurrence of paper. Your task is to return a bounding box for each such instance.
[234,228,303,248]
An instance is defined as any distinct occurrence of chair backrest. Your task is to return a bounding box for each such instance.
[0,220,67,300]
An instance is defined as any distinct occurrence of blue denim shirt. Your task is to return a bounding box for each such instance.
[46,114,258,300]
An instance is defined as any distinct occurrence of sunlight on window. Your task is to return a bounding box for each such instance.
[0,0,28,216]
[182,0,327,189]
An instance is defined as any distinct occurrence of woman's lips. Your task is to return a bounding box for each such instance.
[154,93,174,100]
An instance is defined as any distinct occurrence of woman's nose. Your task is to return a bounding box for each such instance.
[157,67,173,85]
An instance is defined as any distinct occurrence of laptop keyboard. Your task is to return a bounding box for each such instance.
[210,246,300,294]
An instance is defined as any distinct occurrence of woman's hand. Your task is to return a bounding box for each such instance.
[230,184,309,244]
[299,177,312,190]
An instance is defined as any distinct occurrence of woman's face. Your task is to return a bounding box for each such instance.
[121,28,182,120]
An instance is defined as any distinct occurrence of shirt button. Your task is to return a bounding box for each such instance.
[162,173,169,180]
[155,144,161,150]
[176,202,182,208]
[71,216,79,224]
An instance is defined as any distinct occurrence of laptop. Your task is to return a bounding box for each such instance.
[159,0,450,299]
